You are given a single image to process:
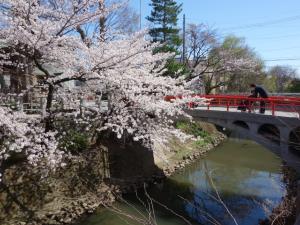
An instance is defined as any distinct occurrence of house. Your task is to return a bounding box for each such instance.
[0,39,37,93]
[1,52,76,95]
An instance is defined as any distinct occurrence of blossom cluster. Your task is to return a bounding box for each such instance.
[0,107,64,181]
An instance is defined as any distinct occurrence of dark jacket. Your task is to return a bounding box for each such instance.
[253,86,268,98]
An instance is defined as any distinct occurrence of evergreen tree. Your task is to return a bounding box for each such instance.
[147,0,184,76]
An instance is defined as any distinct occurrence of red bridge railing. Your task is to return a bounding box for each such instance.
[165,94,300,117]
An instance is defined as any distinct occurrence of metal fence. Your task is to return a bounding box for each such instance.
[0,92,108,116]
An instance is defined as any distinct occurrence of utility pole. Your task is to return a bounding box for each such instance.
[139,0,142,30]
[182,14,186,63]
[99,1,106,42]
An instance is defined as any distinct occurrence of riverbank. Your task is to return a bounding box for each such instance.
[49,121,226,225]
[2,147,119,225]
[104,121,227,194]
[1,121,225,225]
[154,121,226,176]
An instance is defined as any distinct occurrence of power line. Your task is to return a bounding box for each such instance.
[265,64,300,67]
[220,14,300,31]
[180,15,300,31]
[179,9,300,24]
[179,15,300,41]
[181,19,300,41]
[264,58,300,62]
[246,32,300,40]
[217,31,300,41]
[260,46,300,52]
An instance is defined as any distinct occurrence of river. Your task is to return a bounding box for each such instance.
[78,138,286,225]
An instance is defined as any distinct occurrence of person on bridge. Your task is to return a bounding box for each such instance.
[250,84,269,114]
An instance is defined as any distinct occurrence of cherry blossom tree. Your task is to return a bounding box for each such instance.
[0,0,206,181]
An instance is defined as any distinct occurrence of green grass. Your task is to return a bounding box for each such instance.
[175,120,213,145]
[165,120,217,162]
[60,130,89,154]
[194,139,206,147]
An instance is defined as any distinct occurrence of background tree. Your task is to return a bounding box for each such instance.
[146,0,184,76]
[286,78,300,92]
[183,23,217,92]
[70,0,139,43]
[264,65,297,92]
[108,1,139,35]
[218,36,265,93]
[97,0,140,40]
[184,27,263,94]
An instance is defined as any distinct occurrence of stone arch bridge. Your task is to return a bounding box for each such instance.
[186,94,300,172]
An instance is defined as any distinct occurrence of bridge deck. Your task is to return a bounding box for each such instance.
[195,106,300,118]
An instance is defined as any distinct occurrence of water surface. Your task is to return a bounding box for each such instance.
[78,138,285,225]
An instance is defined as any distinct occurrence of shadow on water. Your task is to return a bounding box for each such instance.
[78,137,286,225]
[77,179,197,225]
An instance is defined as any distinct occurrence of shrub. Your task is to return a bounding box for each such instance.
[60,130,89,154]
[176,121,208,137]
[176,120,213,144]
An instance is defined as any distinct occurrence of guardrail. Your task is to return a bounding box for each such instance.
[165,94,300,117]
[0,93,106,116]
[196,95,300,117]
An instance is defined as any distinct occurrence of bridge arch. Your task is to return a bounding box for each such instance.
[258,124,280,145]
[233,120,249,130]
[289,127,300,154]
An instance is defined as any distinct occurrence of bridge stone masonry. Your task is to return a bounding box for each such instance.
[187,109,300,171]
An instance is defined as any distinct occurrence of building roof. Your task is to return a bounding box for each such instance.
[32,64,64,76]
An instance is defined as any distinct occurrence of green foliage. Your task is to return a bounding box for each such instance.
[265,65,297,92]
[164,58,188,77]
[194,139,206,147]
[287,78,300,92]
[147,0,185,76]
[263,75,277,92]
[60,130,89,154]
[147,0,182,47]
[176,121,214,149]
[216,35,264,93]
[221,36,246,53]
[175,120,212,143]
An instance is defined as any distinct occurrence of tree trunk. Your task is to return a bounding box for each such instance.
[45,84,54,132]
[205,88,211,95]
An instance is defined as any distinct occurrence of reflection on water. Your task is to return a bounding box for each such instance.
[181,138,284,225]
[78,138,285,225]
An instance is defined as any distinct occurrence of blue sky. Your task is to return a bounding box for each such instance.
[130,0,300,74]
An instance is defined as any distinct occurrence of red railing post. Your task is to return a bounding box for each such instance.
[226,100,229,112]
[271,100,275,116]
